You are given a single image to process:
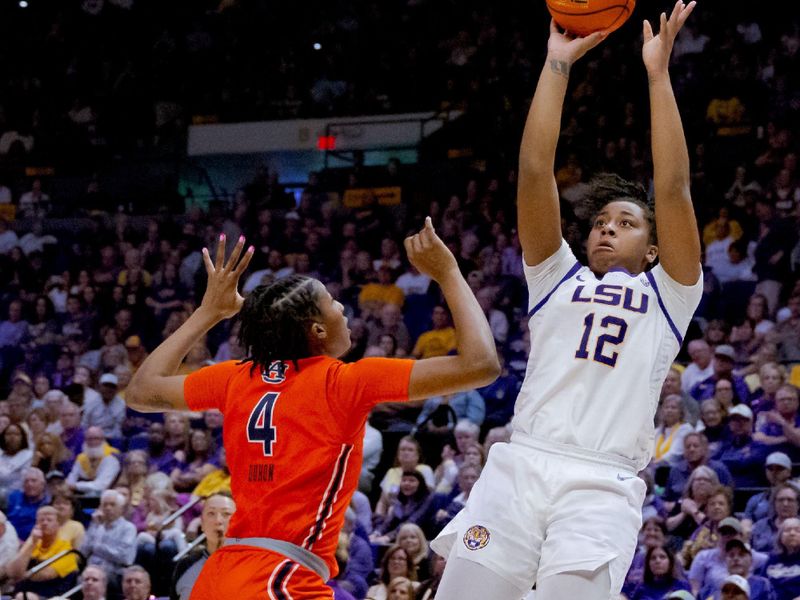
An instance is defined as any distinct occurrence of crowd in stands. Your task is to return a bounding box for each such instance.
[0,2,799,600]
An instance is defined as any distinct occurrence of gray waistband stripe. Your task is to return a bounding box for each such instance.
[223,537,330,582]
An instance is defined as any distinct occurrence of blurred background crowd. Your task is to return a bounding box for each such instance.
[0,1,799,599]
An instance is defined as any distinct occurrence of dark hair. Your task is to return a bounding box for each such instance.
[0,423,29,454]
[643,545,678,584]
[399,470,429,503]
[238,275,323,372]
[588,173,656,244]
[380,544,417,584]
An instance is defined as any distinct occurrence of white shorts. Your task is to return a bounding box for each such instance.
[430,433,646,595]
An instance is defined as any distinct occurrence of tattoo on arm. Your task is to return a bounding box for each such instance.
[145,395,174,410]
[549,59,570,78]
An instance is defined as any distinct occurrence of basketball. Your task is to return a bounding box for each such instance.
[546,0,636,37]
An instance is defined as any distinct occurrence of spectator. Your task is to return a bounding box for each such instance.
[124,336,148,375]
[0,423,34,497]
[144,422,179,475]
[386,576,416,600]
[663,367,700,427]
[743,452,794,530]
[475,287,508,344]
[366,545,418,600]
[366,304,411,354]
[360,421,383,493]
[753,384,800,459]
[683,341,717,396]
[698,399,730,457]
[396,523,431,583]
[751,362,787,416]
[359,265,405,319]
[752,484,800,553]
[52,489,85,549]
[191,446,231,499]
[375,437,435,518]
[714,405,768,489]
[76,565,108,600]
[664,432,733,508]
[654,395,695,467]
[411,305,456,359]
[691,345,751,404]
[689,517,767,596]
[627,545,691,600]
[762,517,800,600]
[372,470,434,542]
[171,492,236,600]
[701,539,775,600]
[116,450,150,509]
[55,401,84,459]
[667,465,720,541]
[682,487,736,569]
[82,373,126,442]
[0,510,20,582]
[170,428,218,493]
[65,426,121,496]
[6,467,49,539]
[7,505,79,599]
[432,463,481,532]
[624,517,670,595]
[121,565,152,600]
[82,489,138,590]
[768,294,800,363]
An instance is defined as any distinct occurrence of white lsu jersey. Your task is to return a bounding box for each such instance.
[515,240,703,471]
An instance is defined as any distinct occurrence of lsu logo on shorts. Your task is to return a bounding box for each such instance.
[463,525,491,551]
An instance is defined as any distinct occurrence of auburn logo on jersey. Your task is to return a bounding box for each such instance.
[262,361,289,384]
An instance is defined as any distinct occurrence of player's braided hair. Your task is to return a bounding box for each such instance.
[588,173,657,244]
[238,275,322,373]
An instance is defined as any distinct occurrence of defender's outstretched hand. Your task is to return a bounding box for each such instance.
[642,0,696,77]
[404,217,458,282]
[201,234,254,319]
[547,19,608,65]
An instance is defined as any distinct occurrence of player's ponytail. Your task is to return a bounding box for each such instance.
[238,275,322,373]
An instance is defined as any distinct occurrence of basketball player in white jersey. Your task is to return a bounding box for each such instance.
[431,2,701,599]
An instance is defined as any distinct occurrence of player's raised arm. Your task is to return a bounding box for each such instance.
[643,1,701,285]
[404,218,500,401]
[126,235,254,412]
[518,21,607,266]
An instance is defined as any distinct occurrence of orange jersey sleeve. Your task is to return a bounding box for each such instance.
[184,361,241,411]
[325,357,414,437]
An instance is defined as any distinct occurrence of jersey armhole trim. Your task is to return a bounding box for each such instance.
[527,261,582,318]
[644,271,683,346]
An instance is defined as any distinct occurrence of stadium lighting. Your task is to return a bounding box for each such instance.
[313,42,322,51]
[19,1,29,7]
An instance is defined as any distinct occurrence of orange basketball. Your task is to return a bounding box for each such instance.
[546,0,636,37]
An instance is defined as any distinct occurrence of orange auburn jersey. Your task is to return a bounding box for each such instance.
[184,356,413,577]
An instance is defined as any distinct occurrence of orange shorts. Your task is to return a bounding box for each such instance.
[190,546,334,600]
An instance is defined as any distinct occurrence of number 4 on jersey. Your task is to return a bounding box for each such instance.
[247,392,279,456]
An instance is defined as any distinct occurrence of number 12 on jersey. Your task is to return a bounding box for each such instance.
[247,392,279,456]
[575,313,628,367]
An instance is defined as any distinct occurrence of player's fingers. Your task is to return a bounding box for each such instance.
[549,19,558,35]
[643,19,654,42]
[424,216,434,232]
[412,234,424,255]
[225,235,246,273]
[233,245,255,276]
[669,0,682,23]
[215,234,225,271]
[403,236,414,258]
[201,247,214,275]
[677,1,696,28]
[660,12,668,36]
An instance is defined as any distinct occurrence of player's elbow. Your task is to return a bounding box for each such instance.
[466,355,501,388]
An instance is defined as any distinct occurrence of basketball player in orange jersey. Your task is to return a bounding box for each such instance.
[124,217,500,599]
